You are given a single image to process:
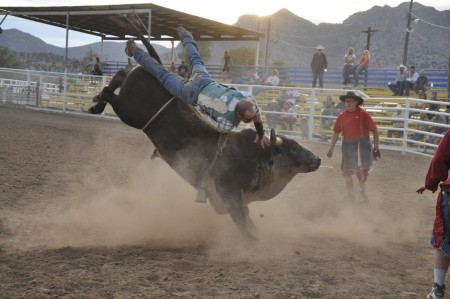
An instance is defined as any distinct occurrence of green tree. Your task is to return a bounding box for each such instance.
[272,60,284,68]
[229,47,257,66]
[82,48,100,72]
[0,46,25,69]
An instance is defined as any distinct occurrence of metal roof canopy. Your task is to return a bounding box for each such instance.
[0,4,264,42]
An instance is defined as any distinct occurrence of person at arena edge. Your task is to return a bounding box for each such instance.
[417,130,450,299]
[310,45,328,88]
[326,91,380,200]
[124,26,270,148]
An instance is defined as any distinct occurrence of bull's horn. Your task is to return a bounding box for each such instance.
[270,128,277,146]
[276,137,283,145]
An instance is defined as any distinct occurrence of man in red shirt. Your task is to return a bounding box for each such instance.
[327,92,380,200]
[417,130,450,299]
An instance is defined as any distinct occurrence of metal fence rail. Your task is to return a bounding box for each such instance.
[1,67,449,157]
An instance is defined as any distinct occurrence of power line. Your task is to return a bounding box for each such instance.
[268,34,352,50]
[270,29,360,39]
[411,12,450,29]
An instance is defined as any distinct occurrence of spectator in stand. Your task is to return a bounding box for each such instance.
[414,69,429,95]
[91,63,103,76]
[410,92,427,118]
[410,113,428,141]
[222,50,233,80]
[430,114,447,134]
[84,57,105,74]
[264,99,282,129]
[445,105,450,124]
[427,91,441,120]
[288,89,300,100]
[388,64,408,96]
[124,58,134,74]
[279,99,297,131]
[264,69,280,86]
[177,60,189,78]
[342,47,356,85]
[300,117,309,140]
[310,45,328,88]
[423,127,441,153]
[321,95,337,129]
[352,49,370,87]
[387,106,406,138]
[335,100,346,113]
[167,61,176,73]
[251,69,260,84]
[405,65,419,96]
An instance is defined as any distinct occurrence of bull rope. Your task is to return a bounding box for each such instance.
[141,96,176,131]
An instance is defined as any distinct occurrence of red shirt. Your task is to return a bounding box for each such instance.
[359,55,369,67]
[332,106,377,141]
[425,130,450,192]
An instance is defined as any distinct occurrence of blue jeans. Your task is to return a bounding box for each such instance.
[388,80,406,95]
[353,65,367,86]
[132,30,214,104]
[312,70,324,88]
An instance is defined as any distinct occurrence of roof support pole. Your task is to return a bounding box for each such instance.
[255,39,260,68]
[147,10,151,44]
[63,11,69,112]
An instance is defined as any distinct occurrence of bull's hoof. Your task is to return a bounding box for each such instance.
[92,94,101,103]
[151,148,160,160]
[244,231,258,242]
[195,188,207,203]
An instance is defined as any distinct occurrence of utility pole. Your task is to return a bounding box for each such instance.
[403,0,414,65]
[361,27,377,51]
[264,18,271,68]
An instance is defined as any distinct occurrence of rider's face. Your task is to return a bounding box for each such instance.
[238,108,256,123]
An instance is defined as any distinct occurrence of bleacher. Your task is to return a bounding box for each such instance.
[1,65,448,156]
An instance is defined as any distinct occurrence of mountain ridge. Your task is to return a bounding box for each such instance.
[0,2,449,71]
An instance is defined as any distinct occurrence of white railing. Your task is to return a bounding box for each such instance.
[0,67,448,157]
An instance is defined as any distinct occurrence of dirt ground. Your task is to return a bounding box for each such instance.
[0,104,440,298]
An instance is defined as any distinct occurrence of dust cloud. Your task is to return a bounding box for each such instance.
[3,133,429,261]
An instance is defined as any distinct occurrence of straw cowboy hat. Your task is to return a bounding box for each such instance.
[339,91,364,105]
[397,64,407,70]
[316,45,325,50]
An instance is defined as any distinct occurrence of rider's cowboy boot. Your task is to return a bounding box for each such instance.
[125,39,137,57]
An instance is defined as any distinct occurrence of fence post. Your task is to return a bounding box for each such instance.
[308,89,316,140]
[402,98,411,153]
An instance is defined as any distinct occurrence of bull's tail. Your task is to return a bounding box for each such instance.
[123,14,162,64]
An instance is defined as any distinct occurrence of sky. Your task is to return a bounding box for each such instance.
[1,0,449,47]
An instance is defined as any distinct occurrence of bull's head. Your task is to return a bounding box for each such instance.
[270,129,321,174]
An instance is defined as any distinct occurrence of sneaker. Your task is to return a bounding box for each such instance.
[124,39,137,57]
[176,26,194,40]
[427,283,445,299]
[176,26,186,34]
[195,188,207,203]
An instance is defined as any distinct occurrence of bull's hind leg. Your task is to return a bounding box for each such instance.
[88,70,128,114]
[216,186,256,240]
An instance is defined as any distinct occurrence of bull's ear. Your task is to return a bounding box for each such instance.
[270,128,277,146]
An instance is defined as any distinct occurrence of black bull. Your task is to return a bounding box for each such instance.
[89,66,321,238]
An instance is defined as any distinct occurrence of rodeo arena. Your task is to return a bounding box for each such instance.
[1,4,450,299]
